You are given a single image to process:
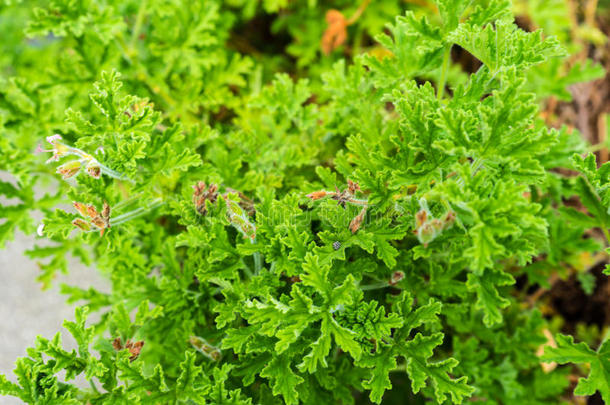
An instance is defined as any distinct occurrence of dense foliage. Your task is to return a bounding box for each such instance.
[1,0,609,403]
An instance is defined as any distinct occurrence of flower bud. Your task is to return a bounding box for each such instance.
[389,271,405,285]
[56,160,81,179]
[73,202,90,217]
[189,336,222,361]
[347,180,361,195]
[125,339,144,362]
[349,206,367,234]
[443,211,456,229]
[86,160,101,179]
[192,182,218,215]
[72,218,92,231]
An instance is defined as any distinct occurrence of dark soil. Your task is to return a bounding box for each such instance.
[549,262,610,333]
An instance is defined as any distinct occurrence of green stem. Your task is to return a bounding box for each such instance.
[347,197,369,206]
[130,0,148,53]
[360,281,389,291]
[89,379,101,394]
[253,249,262,274]
[588,142,608,153]
[352,26,364,56]
[471,156,485,177]
[99,164,135,183]
[110,199,163,226]
[112,193,143,211]
[251,234,262,274]
[437,45,452,100]
[243,265,254,280]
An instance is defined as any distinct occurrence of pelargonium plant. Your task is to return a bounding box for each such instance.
[1,0,610,404]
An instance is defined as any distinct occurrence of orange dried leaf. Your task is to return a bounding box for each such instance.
[321,10,348,55]
[307,190,329,200]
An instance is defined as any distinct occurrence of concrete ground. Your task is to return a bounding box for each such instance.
[0,221,109,403]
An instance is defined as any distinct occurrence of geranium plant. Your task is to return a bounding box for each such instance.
[1,0,609,404]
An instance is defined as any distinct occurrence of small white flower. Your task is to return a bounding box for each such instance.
[36,223,45,237]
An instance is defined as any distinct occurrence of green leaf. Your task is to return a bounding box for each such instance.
[543,335,610,402]
[328,315,362,360]
[175,351,208,402]
[449,20,565,73]
[261,355,304,405]
[360,349,397,404]
[464,223,504,273]
[466,268,515,326]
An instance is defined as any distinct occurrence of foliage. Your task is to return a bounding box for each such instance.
[0,0,608,404]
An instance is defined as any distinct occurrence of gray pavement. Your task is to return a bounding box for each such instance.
[0,215,109,403]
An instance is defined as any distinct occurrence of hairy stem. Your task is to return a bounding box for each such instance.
[110,199,163,226]
[437,45,452,100]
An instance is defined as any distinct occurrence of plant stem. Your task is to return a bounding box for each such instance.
[130,0,148,53]
[470,156,485,177]
[437,45,452,100]
[110,199,163,226]
[253,252,262,274]
[588,142,608,153]
[346,0,372,25]
[112,193,143,211]
[99,163,135,183]
[347,197,368,206]
[89,379,101,394]
[360,281,389,291]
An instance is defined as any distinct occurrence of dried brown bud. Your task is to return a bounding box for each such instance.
[347,180,361,195]
[415,210,428,228]
[91,217,107,230]
[193,182,219,215]
[125,339,144,361]
[349,206,367,234]
[86,204,99,219]
[73,201,111,236]
[112,337,123,351]
[389,271,404,286]
[101,201,111,223]
[193,181,206,194]
[86,161,101,179]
